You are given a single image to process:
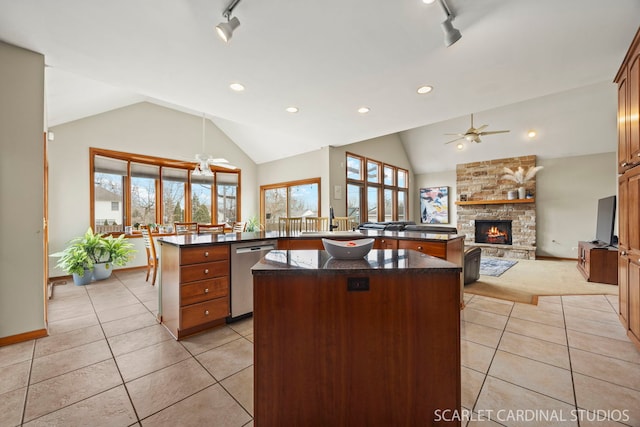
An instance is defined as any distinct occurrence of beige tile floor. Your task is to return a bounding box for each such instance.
[1,269,639,426]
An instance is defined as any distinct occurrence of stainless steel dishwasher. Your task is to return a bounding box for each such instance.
[229,240,277,321]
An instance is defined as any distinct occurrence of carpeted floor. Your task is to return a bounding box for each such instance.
[465,258,618,305]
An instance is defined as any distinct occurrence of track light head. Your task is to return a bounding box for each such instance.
[441,18,461,47]
[216,16,240,42]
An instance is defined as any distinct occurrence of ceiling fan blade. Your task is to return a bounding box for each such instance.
[478,130,510,136]
[444,136,465,144]
[475,124,488,132]
[444,133,465,136]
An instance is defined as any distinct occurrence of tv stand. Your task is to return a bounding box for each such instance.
[577,241,618,285]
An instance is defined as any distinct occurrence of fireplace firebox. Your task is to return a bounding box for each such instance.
[475,220,512,245]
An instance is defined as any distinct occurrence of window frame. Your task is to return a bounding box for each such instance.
[90,147,241,235]
[260,178,321,231]
[345,152,408,223]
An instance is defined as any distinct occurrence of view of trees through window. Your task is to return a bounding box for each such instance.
[261,179,320,231]
[91,149,240,233]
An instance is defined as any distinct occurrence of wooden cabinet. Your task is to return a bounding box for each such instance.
[160,243,230,339]
[576,241,618,285]
[253,252,461,426]
[373,237,397,249]
[616,27,640,351]
[615,27,640,173]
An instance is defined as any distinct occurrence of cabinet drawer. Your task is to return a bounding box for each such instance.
[374,238,398,249]
[181,277,229,306]
[181,245,229,265]
[181,297,229,329]
[180,261,229,283]
[398,240,446,259]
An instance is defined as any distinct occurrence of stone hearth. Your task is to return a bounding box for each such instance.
[456,155,537,259]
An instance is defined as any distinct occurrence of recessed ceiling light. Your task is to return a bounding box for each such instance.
[417,85,433,94]
[358,107,370,114]
[456,142,464,150]
[422,0,436,4]
[527,130,537,138]
[286,106,299,113]
[229,83,245,92]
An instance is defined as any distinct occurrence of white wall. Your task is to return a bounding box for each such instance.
[414,152,617,258]
[48,102,258,276]
[0,42,45,339]
[537,152,617,258]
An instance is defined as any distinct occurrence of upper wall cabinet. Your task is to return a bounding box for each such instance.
[616,27,640,174]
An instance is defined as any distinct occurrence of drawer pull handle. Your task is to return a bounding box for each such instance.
[417,246,423,250]
[204,269,209,274]
[622,162,629,167]
[381,239,385,243]
[204,288,209,294]
[205,310,209,316]
[621,251,627,256]
[204,251,209,257]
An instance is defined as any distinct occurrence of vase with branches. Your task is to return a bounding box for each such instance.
[501,166,543,199]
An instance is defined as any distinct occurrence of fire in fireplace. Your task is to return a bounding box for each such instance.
[475,220,512,245]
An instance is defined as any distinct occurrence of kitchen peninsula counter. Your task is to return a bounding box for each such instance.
[252,249,462,426]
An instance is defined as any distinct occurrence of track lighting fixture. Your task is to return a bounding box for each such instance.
[437,0,461,47]
[216,0,242,42]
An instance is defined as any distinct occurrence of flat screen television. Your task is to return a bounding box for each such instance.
[595,195,616,247]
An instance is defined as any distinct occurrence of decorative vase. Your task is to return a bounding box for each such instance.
[72,270,93,286]
[518,186,526,199]
[92,262,113,281]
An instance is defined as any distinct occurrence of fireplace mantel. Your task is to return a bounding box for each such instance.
[456,198,535,206]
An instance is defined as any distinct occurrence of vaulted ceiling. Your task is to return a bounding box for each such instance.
[0,0,638,173]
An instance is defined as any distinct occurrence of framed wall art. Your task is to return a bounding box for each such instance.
[420,186,449,224]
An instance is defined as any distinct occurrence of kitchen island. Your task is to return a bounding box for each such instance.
[252,249,462,426]
[158,230,464,339]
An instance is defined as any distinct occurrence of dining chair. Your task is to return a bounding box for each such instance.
[304,216,329,232]
[333,216,357,231]
[232,221,246,232]
[197,223,225,234]
[140,225,158,286]
[174,222,198,234]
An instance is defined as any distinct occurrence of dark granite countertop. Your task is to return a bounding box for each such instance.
[252,249,461,275]
[158,229,463,247]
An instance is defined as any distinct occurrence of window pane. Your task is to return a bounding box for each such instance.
[162,168,186,225]
[384,189,393,222]
[398,191,406,221]
[367,161,379,183]
[264,188,287,231]
[398,169,407,188]
[383,166,394,186]
[131,176,157,227]
[94,172,124,233]
[217,184,237,224]
[288,183,318,217]
[347,184,361,224]
[367,187,378,222]
[192,179,212,224]
[346,155,362,180]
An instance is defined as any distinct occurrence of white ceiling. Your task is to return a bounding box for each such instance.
[0,0,638,173]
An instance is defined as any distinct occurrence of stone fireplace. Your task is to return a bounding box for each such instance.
[456,155,537,259]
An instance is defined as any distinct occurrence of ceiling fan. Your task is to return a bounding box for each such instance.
[444,114,510,144]
[192,115,237,176]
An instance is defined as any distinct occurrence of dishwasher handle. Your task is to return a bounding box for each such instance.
[235,245,276,254]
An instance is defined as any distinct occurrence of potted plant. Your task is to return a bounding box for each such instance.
[245,216,262,232]
[55,242,94,286]
[95,233,136,280]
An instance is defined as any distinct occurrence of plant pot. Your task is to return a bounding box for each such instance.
[93,262,113,281]
[72,270,93,286]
